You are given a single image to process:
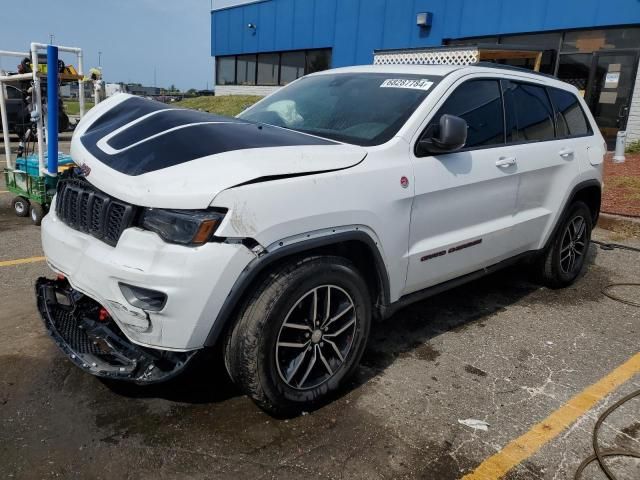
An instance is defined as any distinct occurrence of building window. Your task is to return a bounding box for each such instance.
[446,26,640,76]
[280,51,305,85]
[499,32,561,75]
[306,49,332,75]
[215,49,332,86]
[562,28,640,53]
[557,53,592,95]
[216,56,236,85]
[447,37,498,46]
[257,53,279,85]
[236,54,256,85]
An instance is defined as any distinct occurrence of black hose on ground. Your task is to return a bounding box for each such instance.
[574,240,640,479]
[592,240,640,307]
[592,240,640,254]
[574,390,640,479]
[601,284,640,308]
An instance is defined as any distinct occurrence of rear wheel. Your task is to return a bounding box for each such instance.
[11,196,30,217]
[224,256,371,415]
[30,202,44,226]
[536,201,592,288]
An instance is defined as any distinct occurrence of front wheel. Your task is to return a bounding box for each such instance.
[224,256,371,415]
[536,201,592,288]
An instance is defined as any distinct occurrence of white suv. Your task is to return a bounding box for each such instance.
[36,64,604,414]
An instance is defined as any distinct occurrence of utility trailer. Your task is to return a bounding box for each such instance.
[0,43,85,224]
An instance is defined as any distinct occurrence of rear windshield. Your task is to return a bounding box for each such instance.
[239,73,442,146]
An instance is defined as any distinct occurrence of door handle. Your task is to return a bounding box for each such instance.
[559,148,574,158]
[495,157,517,168]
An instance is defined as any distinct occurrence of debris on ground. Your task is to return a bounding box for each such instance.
[458,419,490,431]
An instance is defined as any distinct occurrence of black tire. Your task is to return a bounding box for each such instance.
[11,196,30,217]
[535,201,592,289]
[224,256,371,415]
[30,202,45,226]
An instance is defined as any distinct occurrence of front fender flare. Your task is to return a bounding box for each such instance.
[204,229,390,347]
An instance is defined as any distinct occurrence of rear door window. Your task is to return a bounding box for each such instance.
[548,87,592,137]
[427,79,505,149]
[503,81,555,143]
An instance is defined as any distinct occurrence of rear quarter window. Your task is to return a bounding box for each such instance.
[548,87,592,137]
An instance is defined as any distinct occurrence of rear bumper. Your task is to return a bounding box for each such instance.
[35,277,197,383]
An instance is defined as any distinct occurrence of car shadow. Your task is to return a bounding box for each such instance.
[100,346,239,404]
[102,247,601,409]
[358,265,540,377]
[351,245,600,390]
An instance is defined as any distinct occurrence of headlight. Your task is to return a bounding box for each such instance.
[140,209,225,245]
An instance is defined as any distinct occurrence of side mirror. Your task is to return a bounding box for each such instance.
[417,114,468,156]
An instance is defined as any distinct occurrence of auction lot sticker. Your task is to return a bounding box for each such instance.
[380,79,434,91]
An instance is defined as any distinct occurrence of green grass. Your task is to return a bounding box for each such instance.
[626,140,640,154]
[63,100,95,115]
[174,95,262,117]
[607,175,640,190]
[64,95,262,118]
[606,175,640,202]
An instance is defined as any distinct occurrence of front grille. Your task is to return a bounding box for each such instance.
[55,179,136,246]
[52,307,102,355]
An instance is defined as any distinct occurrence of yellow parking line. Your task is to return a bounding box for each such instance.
[463,352,640,480]
[0,256,46,267]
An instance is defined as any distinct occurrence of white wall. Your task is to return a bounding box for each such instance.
[625,66,640,144]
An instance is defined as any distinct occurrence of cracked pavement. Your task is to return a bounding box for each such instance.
[1,153,640,478]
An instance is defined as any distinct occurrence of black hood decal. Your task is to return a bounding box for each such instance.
[80,96,336,176]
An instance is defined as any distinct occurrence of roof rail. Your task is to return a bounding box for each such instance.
[473,61,557,80]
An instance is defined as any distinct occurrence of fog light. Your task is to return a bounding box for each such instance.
[119,283,167,312]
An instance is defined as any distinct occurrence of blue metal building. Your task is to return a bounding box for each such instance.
[211,0,640,142]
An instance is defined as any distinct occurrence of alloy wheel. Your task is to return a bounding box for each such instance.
[275,285,357,390]
[559,215,587,274]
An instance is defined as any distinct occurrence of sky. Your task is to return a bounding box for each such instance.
[0,0,213,91]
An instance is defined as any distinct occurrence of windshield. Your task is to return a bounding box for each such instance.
[238,73,441,146]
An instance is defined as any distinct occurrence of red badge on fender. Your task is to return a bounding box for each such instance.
[400,176,409,188]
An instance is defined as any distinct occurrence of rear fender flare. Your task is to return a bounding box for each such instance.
[542,179,602,250]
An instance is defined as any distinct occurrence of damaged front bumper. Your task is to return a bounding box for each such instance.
[35,277,198,384]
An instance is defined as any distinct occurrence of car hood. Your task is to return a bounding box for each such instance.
[69,94,367,209]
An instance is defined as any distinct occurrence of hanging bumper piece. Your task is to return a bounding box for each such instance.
[35,277,197,384]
